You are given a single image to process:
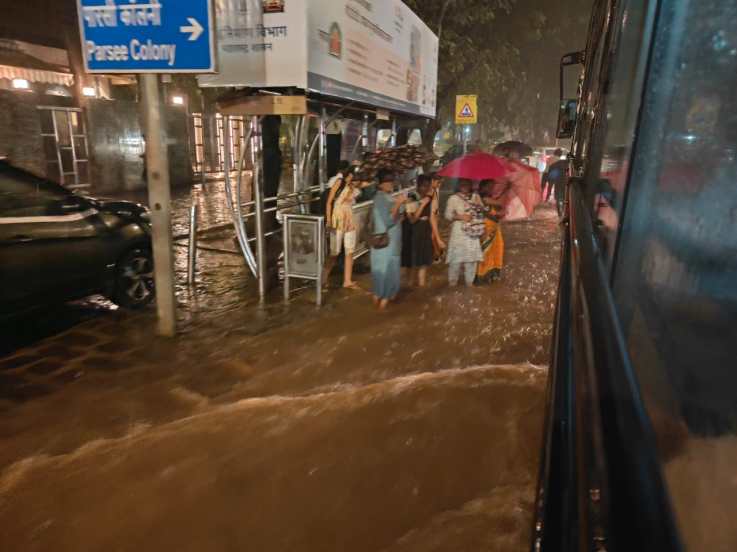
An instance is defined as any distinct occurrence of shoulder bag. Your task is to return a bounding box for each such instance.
[369,201,390,250]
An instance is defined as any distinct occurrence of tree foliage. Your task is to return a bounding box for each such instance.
[405,0,592,146]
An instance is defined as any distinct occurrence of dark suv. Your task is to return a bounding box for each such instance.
[0,161,154,318]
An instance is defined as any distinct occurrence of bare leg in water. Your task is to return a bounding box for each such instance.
[373,295,389,310]
[343,254,358,288]
[417,266,428,287]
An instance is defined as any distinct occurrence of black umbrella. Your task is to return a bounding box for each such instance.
[357,145,436,178]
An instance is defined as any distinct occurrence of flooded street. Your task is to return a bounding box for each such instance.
[4,0,728,547]
[0,193,561,551]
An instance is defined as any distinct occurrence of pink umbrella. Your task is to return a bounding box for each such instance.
[437,152,508,180]
[505,161,542,216]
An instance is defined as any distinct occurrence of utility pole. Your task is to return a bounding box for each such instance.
[76,0,215,338]
[141,74,177,337]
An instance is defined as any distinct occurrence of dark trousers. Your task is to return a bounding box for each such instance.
[542,182,552,201]
[544,180,562,202]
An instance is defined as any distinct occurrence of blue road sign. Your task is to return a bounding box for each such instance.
[77,0,215,73]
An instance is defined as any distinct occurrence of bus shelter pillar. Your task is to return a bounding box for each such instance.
[250,115,267,303]
[390,118,397,148]
[319,108,327,191]
[292,116,303,193]
[199,94,207,187]
[362,113,369,154]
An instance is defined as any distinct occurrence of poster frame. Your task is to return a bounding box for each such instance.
[283,214,324,305]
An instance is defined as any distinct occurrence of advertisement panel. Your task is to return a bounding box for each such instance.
[307,0,438,117]
[200,1,438,118]
[198,0,307,88]
[284,215,322,278]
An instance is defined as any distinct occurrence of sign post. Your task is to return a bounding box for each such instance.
[455,95,478,154]
[77,0,215,74]
[77,0,215,336]
[141,73,176,336]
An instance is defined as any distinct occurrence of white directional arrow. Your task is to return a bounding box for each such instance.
[180,17,204,41]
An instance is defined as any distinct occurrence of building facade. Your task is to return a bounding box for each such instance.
[0,33,193,194]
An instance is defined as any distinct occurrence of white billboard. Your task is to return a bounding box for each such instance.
[307,0,438,117]
[200,0,438,118]
[198,0,307,88]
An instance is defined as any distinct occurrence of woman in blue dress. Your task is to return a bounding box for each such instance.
[370,170,408,310]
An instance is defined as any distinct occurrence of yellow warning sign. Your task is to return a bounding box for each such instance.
[455,95,478,124]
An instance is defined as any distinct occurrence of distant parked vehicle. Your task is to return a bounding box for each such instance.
[0,160,154,319]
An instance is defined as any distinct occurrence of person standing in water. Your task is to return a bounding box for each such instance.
[429,172,446,260]
[370,170,408,310]
[400,185,420,282]
[543,148,568,216]
[406,174,436,287]
[324,167,367,289]
[444,179,484,286]
[476,187,505,284]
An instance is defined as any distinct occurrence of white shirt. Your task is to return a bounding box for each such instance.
[327,172,343,189]
[444,194,483,264]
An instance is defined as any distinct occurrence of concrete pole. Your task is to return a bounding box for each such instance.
[141,73,176,337]
[390,118,397,148]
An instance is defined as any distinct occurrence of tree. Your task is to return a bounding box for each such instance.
[404,0,519,148]
[405,0,592,147]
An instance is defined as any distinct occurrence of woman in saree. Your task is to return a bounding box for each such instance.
[477,187,505,283]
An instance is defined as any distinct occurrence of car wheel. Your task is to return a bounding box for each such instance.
[113,248,155,308]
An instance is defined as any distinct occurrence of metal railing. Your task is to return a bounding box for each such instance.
[531,179,684,552]
[187,109,416,303]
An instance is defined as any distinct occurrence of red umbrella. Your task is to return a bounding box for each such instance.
[437,152,508,180]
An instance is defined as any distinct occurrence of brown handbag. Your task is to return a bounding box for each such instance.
[369,232,390,249]
[368,204,390,249]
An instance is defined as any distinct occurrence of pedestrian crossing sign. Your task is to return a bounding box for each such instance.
[455,95,478,124]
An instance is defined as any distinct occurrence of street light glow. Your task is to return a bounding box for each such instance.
[171,95,185,105]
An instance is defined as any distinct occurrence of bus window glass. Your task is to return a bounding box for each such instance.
[593,1,653,266]
[613,3,737,549]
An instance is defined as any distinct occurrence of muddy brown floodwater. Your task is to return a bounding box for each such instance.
[0,201,561,552]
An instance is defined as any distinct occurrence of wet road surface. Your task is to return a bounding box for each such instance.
[0,195,561,551]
